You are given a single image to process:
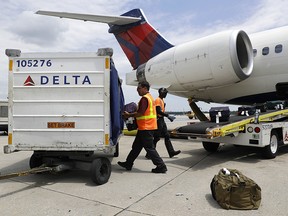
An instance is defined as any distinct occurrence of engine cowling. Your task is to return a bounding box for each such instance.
[134,30,253,96]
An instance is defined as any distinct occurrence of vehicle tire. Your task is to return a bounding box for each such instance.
[29,153,43,168]
[90,157,111,185]
[262,130,279,159]
[202,142,220,152]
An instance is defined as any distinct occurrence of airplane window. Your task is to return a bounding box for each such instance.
[253,49,257,57]
[262,47,269,55]
[275,44,283,53]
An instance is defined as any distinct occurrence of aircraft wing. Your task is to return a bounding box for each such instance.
[35,11,141,25]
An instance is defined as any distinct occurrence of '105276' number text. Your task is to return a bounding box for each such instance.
[16,59,52,67]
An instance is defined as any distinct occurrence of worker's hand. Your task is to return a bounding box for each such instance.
[122,111,130,119]
[167,115,176,122]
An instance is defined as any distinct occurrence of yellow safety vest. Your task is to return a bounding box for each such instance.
[136,93,157,130]
[155,97,165,117]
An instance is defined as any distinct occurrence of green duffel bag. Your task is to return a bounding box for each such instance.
[210,168,261,210]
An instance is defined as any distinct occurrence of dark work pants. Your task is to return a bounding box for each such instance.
[154,117,175,154]
[126,130,165,167]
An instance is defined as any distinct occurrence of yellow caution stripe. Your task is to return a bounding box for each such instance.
[207,109,288,138]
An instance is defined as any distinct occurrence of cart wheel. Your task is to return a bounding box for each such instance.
[262,130,279,159]
[202,142,220,152]
[29,153,43,168]
[90,157,111,185]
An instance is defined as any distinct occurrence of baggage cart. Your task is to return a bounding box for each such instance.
[3,48,124,184]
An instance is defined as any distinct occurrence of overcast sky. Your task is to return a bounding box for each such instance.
[1,0,288,111]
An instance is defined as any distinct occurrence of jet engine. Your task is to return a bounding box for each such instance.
[130,30,253,98]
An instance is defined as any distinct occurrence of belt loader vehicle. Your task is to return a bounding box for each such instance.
[2,48,124,184]
[173,102,288,159]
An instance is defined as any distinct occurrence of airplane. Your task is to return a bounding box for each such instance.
[36,8,288,118]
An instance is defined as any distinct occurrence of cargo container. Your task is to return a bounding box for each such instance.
[3,48,124,184]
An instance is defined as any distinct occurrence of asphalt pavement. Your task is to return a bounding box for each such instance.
[1,129,288,216]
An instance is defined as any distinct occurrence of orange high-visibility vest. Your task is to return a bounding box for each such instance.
[155,97,165,117]
[136,93,157,130]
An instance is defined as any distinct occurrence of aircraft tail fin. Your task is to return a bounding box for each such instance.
[36,8,173,69]
[109,9,173,69]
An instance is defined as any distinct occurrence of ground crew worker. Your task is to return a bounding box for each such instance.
[118,81,167,173]
[146,88,181,159]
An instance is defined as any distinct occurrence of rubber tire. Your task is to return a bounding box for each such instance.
[29,153,43,168]
[262,130,279,159]
[90,157,111,185]
[202,142,220,152]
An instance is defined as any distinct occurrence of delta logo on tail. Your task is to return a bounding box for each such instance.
[24,76,35,86]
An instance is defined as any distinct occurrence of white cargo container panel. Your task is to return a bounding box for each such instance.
[8,52,111,152]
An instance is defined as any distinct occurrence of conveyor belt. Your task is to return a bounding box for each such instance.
[173,109,288,139]
[175,115,251,135]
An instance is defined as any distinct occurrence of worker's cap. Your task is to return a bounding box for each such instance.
[158,88,168,94]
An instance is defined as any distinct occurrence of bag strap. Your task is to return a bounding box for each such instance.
[230,171,246,186]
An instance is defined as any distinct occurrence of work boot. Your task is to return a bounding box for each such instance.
[118,161,132,171]
[169,150,181,158]
[165,139,181,158]
[151,164,167,173]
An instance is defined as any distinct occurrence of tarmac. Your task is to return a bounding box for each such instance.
[1,119,288,216]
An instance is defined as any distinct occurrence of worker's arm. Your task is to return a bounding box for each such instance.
[156,106,168,117]
[123,98,148,118]
[123,111,143,118]
[156,105,176,122]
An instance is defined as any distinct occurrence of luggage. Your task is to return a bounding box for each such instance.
[265,100,287,110]
[210,168,261,210]
[209,106,230,122]
[123,102,138,131]
[237,106,256,116]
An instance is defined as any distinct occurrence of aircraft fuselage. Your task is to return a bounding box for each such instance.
[168,26,288,105]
